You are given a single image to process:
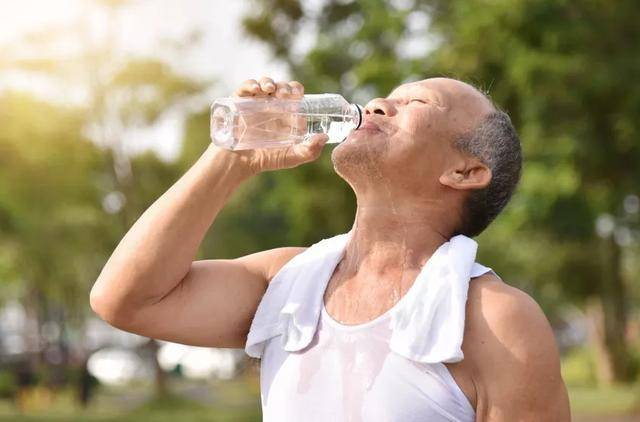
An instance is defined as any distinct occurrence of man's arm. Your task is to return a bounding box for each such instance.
[90,77,327,348]
[90,143,250,322]
[465,277,571,422]
[93,246,305,348]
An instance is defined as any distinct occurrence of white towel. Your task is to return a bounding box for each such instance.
[245,232,491,364]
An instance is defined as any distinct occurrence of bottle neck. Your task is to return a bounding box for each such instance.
[350,103,363,130]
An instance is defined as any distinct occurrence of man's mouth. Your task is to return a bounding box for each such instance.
[357,120,382,132]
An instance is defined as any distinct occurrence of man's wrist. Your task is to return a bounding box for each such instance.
[203,143,257,181]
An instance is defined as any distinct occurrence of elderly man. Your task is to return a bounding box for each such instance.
[90,76,570,421]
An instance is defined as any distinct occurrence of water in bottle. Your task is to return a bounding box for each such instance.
[210,94,363,150]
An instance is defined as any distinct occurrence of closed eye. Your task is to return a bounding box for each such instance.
[410,99,427,104]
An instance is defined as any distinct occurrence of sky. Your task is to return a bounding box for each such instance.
[0,0,289,83]
[0,0,291,160]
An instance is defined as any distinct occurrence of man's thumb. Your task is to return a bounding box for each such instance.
[293,134,329,163]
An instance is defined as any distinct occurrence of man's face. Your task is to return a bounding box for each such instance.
[331,77,494,196]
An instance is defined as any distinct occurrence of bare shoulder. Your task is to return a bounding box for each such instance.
[464,273,558,368]
[463,273,571,421]
[236,246,308,283]
[466,274,551,343]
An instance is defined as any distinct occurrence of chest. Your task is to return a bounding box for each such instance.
[322,270,480,410]
[322,267,423,325]
[259,316,476,422]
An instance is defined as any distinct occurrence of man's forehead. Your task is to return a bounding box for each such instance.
[389,80,433,97]
[391,78,493,112]
[391,78,481,97]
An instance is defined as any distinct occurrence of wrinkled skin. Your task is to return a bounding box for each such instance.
[325,77,495,324]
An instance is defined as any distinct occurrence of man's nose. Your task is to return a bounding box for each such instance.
[364,98,397,117]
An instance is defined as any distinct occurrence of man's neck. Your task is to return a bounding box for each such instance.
[340,197,455,276]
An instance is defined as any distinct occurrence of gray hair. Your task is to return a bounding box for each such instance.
[453,110,522,237]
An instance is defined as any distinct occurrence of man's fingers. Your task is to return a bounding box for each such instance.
[294,134,329,163]
[259,76,276,94]
[289,81,304,98]
[233,77,305,100]
[306,133,329,148]
[234,79,260,97]
[274,81,293,99]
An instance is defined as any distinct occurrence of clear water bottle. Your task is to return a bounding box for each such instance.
[210,94,363,150]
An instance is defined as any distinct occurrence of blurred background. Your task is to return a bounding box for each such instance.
[0,0,638,420]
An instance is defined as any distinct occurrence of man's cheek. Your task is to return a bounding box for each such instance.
[399,113,421,133]
[383,145,416,171]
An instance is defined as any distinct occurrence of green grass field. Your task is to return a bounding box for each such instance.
[570,385,640,419]
[0,376,263,422]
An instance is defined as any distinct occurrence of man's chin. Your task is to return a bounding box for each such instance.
[343,128,382,143]
[330,132,389,178]
[331,133,365,162]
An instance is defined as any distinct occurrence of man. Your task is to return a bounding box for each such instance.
[90,76,571,421]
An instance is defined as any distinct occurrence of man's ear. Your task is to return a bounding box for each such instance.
[439,159,492,191]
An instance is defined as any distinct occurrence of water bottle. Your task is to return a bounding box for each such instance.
[210,94,363,150]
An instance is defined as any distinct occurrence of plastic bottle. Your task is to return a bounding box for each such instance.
[210,94,363,150]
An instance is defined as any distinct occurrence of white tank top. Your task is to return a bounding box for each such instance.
[245,232,493,422]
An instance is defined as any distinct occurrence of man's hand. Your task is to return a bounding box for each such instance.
[228,76,328,174]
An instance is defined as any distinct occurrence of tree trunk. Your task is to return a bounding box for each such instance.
[144,339,168,398]
[592,236,633,384]
[23,287,44,367]
[587,298,613,383]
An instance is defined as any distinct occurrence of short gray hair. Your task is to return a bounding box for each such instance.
[454,110,522,237]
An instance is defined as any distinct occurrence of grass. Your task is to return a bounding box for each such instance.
[0,375,262,422]
[2,385,637,421]
[569,385,640,417]
[126,393,262,422]
[0,395,261,422]
[562,346,640,417]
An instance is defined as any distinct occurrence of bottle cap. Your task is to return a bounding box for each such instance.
[352,104,363,130]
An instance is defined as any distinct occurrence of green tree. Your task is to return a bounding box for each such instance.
[0,92,109,376]
[0,0,203,399]
[425,0,640,383]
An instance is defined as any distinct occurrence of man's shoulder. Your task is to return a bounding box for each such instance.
[264,247,308,282]
[237,246,308,284]
[467,274,547,330]
[462,274,569,419]
[464,273,555,357]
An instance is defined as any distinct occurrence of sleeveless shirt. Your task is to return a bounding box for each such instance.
[245,232,493,421]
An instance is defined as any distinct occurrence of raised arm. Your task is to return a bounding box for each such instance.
[90,77,328,347]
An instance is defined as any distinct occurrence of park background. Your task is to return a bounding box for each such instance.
[0,0,639,420]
